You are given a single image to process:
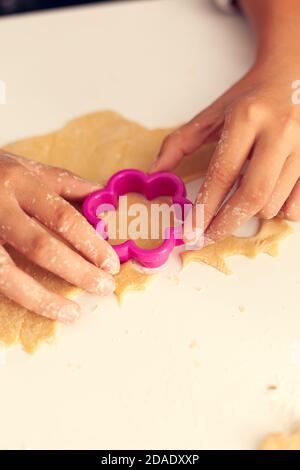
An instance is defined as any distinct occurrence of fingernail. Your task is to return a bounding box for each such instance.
[57,305,81,323]
[94,273,116,296]
[183,228,203,246]
[101,250,120,275]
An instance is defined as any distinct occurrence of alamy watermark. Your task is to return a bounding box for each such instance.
[96,196,205,250]
[0,80,6,105]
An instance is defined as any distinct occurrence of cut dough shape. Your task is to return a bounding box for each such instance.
[259,428,300,450]
[114,261,157,303]
[0,111,293,352]
[181,218,293,275]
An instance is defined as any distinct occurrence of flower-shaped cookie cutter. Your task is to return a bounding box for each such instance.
[82,169,192,268]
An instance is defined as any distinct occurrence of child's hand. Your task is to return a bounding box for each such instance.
[0,150,119,323]
[152,65,300,243]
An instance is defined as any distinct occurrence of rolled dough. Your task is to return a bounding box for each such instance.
[0,111,293,352]
[181,218,293,275]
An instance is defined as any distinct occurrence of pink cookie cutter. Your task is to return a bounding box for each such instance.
[82,169,192,268]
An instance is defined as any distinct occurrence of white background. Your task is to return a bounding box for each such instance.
[0,0,299,450]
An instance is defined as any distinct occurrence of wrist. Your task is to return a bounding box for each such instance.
[255,28,300,73]
[253,47,300,83]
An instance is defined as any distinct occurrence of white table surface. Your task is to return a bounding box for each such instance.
[0,0,300,451]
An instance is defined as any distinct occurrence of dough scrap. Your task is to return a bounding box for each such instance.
[181,218,293,275]
[114,261,157,303]
[259,428,300,450]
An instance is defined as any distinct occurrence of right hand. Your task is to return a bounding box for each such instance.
[152,66,300,244]
[0,150,120,323]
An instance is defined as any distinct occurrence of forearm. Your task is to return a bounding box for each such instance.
[240,0,300,72]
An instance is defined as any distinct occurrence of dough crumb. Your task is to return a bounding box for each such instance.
[259,427,300,450]
[267,384,278,391]
[193,286,203,292]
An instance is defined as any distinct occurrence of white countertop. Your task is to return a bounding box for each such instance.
[0,0,300,450]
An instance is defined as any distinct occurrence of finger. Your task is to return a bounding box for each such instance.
[188,110,256,238]
[0,200,116,296]
[16,176,120,275]
[0,245,80,323]
[279,178,300,221]
[204,136,290,243]
[151,108,223,172]
[258,154,300,219]
[3,150,100,200]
